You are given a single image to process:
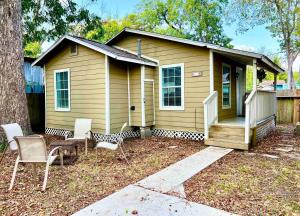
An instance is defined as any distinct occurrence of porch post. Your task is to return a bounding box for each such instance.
[253,59,257,91]
[209,49,214,94]
[274,73,277,91]
[253,58,257,127]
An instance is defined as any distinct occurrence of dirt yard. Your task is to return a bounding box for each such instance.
[0,136,203,215]
[185,124,300,216]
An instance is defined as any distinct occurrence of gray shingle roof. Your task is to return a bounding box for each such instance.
[70,35,157,65]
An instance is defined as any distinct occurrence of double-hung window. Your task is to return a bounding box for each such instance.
[54,69,70,111]
[222,63,231,109]
[159,63,184,110]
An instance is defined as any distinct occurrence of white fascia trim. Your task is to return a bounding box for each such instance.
[209,49,214,94]
[105,55,110,135]
[113,45,160,64]
[54,68,71,112]
[159,63,185,111]
[127,65,131,126]
[141,65,146,127]
[32,35,157,67]
[221,63,232,110]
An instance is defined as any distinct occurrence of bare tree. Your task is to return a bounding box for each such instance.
[0,0,31,137]
[229,0,300,89]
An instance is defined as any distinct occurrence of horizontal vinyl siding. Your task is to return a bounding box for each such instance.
[115,34,210,132]
[109,58,129,133]
[45,43,105,133]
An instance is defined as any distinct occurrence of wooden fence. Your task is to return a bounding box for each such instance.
[26,93,45,133]
[276,90,300,124]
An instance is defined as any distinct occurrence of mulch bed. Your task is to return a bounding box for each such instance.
[0,136,204,215]
[184,124,300,216]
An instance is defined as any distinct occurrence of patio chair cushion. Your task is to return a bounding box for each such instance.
[96,142,118,150]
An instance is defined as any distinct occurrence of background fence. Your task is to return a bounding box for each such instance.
[276,90,300,124]
[26,93,45,133]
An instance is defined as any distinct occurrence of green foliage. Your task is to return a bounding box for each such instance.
[86,14,140,43]
[22,0,103,46]
[227,0,300,88]
[24,41,42,58]
[137,0,232,47]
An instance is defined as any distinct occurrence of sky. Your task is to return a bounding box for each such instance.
[50,0,300,71]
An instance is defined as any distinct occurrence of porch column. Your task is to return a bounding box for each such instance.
[253,58,257,91]
[253,58,257,127]
[274,73,277,91]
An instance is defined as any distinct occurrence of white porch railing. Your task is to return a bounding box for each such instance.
[245,89,276,143]
[203,91,218,139]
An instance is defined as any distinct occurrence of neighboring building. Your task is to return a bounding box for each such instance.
[33,28,284,150]
[24,57,44,93]
[259,80,286,91]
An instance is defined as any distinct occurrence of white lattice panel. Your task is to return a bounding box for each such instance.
[152,129,204,141]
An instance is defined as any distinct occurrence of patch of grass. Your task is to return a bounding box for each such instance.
[0,142,7,152]
[237,165,252,173]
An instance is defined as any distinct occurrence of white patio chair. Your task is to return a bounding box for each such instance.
[10,135,63,191]
[95,122,129,164]
[0,123,24,164]
[65,118,92,155]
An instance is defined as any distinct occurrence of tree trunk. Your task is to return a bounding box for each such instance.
[287,52,296,90]
[0,0,31,137]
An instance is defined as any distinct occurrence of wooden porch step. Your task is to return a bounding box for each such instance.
[209,132,245,141]
[205,138,249,150]
[210,125,245,134]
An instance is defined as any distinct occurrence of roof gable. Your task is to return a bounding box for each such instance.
[32,35,157,67]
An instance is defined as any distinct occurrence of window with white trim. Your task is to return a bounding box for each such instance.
[222,63,231,108]
[160,63,184,110]
[54,69,70,111]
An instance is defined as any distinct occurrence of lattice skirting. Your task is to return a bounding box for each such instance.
[152,129,204,141]
[45,127,141,142]
[256,117,276,142]
[46,127,204,141]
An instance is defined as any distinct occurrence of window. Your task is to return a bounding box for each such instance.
[54,69,70,111]
[222,63,231,108]
[159,63,184,110]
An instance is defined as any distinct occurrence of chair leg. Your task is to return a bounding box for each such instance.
[85,138,88,156]
[9,156,20,190]
[60,150,64,169]
[42,162,50,191]
[119,145,129,165]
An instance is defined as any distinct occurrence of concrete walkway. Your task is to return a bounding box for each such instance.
[73,146,234,216]
[73,185,236,216]
[136,146,233,194]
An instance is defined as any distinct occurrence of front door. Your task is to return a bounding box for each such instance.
[144,80,155,126]
[236,67,245,116]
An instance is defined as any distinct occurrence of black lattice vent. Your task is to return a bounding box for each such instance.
[152,129,204,141]
[92,130,141,142]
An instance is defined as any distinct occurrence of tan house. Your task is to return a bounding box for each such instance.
[33,28,284,150]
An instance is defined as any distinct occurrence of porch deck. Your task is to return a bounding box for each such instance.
[217,117,245,127]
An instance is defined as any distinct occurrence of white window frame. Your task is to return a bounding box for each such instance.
[159,63,185,111]
[54,68,71,112]
[222,63,231,109]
